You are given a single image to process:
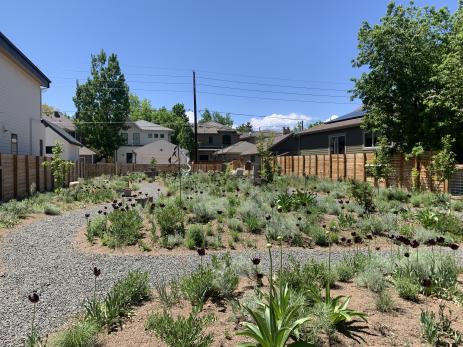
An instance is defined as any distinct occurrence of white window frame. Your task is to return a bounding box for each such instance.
[328,133,346,155]
[121,133,128,145]
[11,134,18,154]
[133,132,140,145]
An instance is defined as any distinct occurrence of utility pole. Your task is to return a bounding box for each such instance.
[193,70,198,163]
[178,145,182,204]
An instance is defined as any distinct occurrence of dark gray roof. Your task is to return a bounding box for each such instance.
[42,118,81,146]
[326,106,366,124]
[0,32,51,88]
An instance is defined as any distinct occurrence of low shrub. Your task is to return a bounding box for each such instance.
[105,209,143,248]
[85,270,151,331]
[210,253,239,299]
[86,216,107,243]
[355,266,388,293]
[154,202,185,237]
[349,180,374,213]
[146,312,215,347]
[375,290,394,313]
[394,276,420,301]
[336,262,356,282]
[180,268,214,311]
[43,204,61,215]
[54,320,100,347]
[185,224,206,249]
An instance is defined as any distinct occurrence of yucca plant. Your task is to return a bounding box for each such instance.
[237,244,314,347]
[313,284,368,327]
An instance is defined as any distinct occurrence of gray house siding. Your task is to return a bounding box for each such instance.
[299,126,374,155]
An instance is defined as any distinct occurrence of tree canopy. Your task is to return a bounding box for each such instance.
[200,109,233,127]
[74,50,130,159]
[129,94,194,151]
[236,121,253,133]
[352,1,463,154]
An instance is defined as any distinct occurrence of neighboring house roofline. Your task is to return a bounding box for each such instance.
[129,120,173,132]
[0,32,51,88]
[42,118,82,146]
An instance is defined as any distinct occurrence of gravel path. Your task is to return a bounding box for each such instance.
[1,182,463,346]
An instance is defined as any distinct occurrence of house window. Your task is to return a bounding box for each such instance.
[45,146,53,154]
[121,133,128,145]
[363,131,377,148]
[199,154,209,161]
[208,136,213,144]
[133,133,140,145]
[160,134,165,138]
[126,153,133,163]
[148,133,153,138]
[11,134,18,154]
[329,134,346,154]
[154,133,159,138]
[222,134,231,145]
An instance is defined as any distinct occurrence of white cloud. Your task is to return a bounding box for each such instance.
[186,111,195,123]
[325,114,338,122]
[249,113,312,131]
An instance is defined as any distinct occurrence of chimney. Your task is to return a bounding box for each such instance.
[282,127,290,135]
[54,111,61,118]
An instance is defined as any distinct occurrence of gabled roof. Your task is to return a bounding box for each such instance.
[42,113,76,132]
[215,141,257,156]
[196,121,236,134]
[325,106,366,124]
[42,118,81,146]
[0,32,51,88]
[133,140,188,165]
[131,120,173,132]
[79,146,96,156]
[300,107,366,135]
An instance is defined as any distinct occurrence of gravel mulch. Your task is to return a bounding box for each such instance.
[1,182,463,346]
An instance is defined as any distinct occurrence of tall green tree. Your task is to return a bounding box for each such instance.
[74,50,130,159]
[425,6,463,155]
[236,121,253,133]
[200,108,233,127]
[351,1,455,153]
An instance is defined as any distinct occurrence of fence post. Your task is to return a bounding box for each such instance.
[13,154,18,198]
[343,153,347,179]
[363,153,367,182]
[0,154,3,201]
[329,154,332,180]
[25,155,30,195]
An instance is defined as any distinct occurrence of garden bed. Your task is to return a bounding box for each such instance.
[80,172,463,257]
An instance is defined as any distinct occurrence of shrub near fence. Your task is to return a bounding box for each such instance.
[0,153,225,202]
[274,152,458,193]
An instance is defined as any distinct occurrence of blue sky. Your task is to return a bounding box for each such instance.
[1,0,458,130]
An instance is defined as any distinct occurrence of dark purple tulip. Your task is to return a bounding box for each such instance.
[197,248,206,256]
[93,267,101,277]
[340,237,346,242]
[297,217,302,221]
[404,252,410,258]
[252,257,261,265]
[84,213,90,218]
[256,273,264,279]
[270,203,275,209]
[160,203,165,208]
[354,235,363,244]
[421,277,432,288]
[217,210,223,215]
[351,231,356,237]
[426,239,437,246]
[375,247,381,251]
[265,215,271,221]
[277,207,283,213]
[28,292,39,304]
[411,240,420,248]
[450,244,459,251]
[366,234,373,240]
[346,239,352,245]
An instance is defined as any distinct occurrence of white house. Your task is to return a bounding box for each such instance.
[116,120,174,163]
[133,140,189,165]
[0,32,50,156]
[42,118,81,161]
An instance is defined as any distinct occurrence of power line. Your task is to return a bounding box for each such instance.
[198,109,314,121]
[198,91,358,105]
[196,68,352,86]
[197,76,349,92]
[197,83,349,98]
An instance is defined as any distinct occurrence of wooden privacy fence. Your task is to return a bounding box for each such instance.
[274,152,452,193]
[0,154,225,202]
